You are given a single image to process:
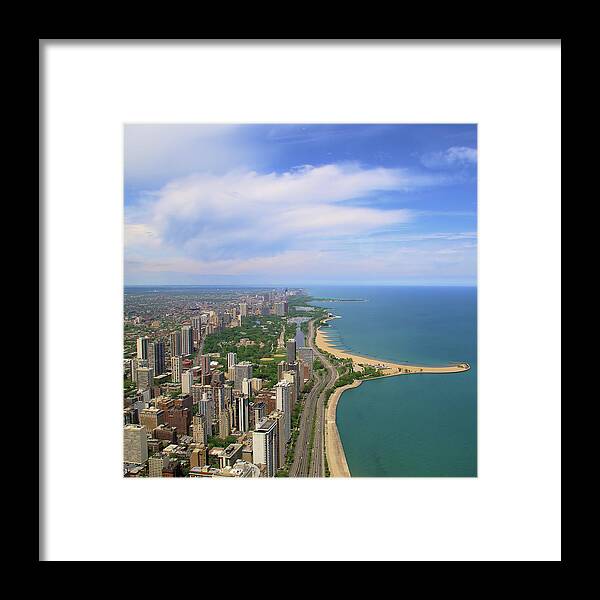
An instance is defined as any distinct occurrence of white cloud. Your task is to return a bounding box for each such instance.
[125,163,425,264]
[124,162,477,283]
[420,146,477,169]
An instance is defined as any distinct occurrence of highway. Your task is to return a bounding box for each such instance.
[289,318,338,477]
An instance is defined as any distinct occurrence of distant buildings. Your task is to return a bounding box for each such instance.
[274,301,288,316]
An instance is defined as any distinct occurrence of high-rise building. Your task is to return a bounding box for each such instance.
[123,424,148,464]
[241,377,252,399]
[136,367,154,391]
[252,418,278,477]
[148,454,165,477]
[169,331,182,357]
[253,402,266,428]
[277,360,289,382]
[239,302,248,317]
[150,340,165,376]
[236,395,250,433]
[181,325,194,356]
[191,315,202,331]
[200,354,211,384]
[234,361,253,391]
[274,301,288,317]
[192,414,208,445]
[171,356,182,383]
[270,410,287,468]
[275,380,292,445]
[283,370,299,406]
[298,347,314,368]
[295,327,306,349]
[136,336,149,360]
[227,352,237,369]
[286,339,297,364]
[140,407,165,433]
[197,393,214,437]
[219,410,231,438]
[190,446,207,469]
[181,370,194,395]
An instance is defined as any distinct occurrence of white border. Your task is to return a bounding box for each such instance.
[42,41,561,561]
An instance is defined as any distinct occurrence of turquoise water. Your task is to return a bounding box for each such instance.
[309,286,477,477]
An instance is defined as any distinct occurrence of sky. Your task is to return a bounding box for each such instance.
[124,124,477,286]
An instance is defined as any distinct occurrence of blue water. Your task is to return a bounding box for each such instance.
[309,286,477,477]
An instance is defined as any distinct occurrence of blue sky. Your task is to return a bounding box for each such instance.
[124,124,477,286]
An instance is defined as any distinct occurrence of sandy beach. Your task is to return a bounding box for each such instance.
[318,316,470,477]
[316,317,470,376]
[325,380,362,477]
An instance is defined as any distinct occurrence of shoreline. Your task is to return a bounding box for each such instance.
[317,316,470,478]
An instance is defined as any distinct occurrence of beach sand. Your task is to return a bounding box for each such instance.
[316,317,470,376]
[325,380,362,477]
[317,317,470,477]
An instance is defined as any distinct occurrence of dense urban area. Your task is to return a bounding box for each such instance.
[123,287,377,477]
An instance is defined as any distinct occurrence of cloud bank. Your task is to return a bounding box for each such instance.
[125,163,443,281]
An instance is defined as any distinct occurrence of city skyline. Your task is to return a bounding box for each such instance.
[125,124,477,287]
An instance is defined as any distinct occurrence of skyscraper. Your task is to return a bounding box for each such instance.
[181,325,194,356]
[197,393,214,437]
[169,331,182,357]
[136,336,149,360]
[171,356,182,383]
[274,301,288,317]
[181,369,194,395]
[200,354,211,384]
[151,340,165,376]
[234,361,253,391]
[236,395,250,433]
[239,302,248,317]
[253,402,265,428]
[295,327,306,349]
[252,418,278,477]
[241,377,252,399]
[275,380,292,445]
[136,367,154,391]
[227,352,237,369]
[192,414,208,445]
[219,410,231,438]
[286,339,296,364]
[123,424,148,464]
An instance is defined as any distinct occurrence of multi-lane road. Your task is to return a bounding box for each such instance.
[289,318,338,477]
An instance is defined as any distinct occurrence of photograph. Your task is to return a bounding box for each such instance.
[42,39,561,561]
[123,124,478,478]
